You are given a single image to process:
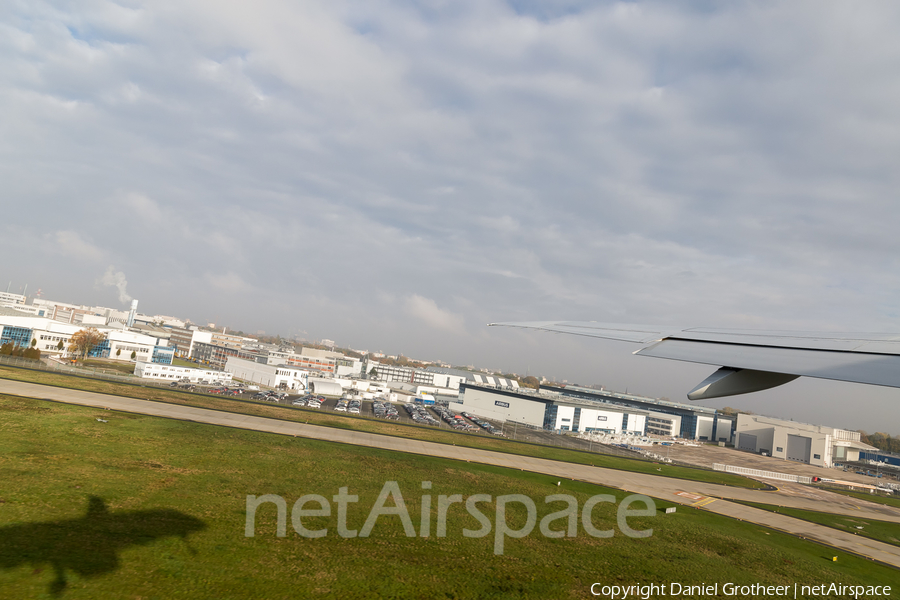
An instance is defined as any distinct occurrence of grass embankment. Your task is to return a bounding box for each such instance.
[0,394,895,599]
[78,359,138,375]
[735,501,900,548]
[810,486,900,509]
[0,365,762,489]
[171,357,205,369]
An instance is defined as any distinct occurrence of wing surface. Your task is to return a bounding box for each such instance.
[488,321,900,399]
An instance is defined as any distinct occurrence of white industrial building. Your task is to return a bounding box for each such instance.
[134,362,232,383]
[451,384,651,435]
[450,383,734,441]
[0,292,27,306]
[0,308,175,364]
[426,366,519,389]
[734,414,877,468]
[366,363,468,396]
[225,357,343,396]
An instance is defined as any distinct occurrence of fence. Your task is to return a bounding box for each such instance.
[0,355,727,465]
[0,356,577,447]
[0,354,198,389]
[713,463,812,484]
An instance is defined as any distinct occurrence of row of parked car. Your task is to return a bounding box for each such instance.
[208,386,244,396]
[403,403,440,426]
[334,397,361,414]
[373,400,399,420]
[252,391,287,402]
[461,411,504,436]
[292,395,323,409]
[434,406,479,431]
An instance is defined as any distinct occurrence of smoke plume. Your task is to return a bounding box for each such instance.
[99,266,132,304]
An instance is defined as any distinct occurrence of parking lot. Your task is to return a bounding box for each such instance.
[193,386,897,474]
[177,384,669,456]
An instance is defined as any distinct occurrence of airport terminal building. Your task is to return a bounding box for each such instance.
[451,382,735,441]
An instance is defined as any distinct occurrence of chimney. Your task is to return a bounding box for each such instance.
[126,299,139,327]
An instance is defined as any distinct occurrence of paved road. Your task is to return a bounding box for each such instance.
[663,442,900,487]
[2,378,899,568]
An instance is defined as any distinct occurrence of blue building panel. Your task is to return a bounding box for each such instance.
[87,340,111,358]
[1,326,33,348]
[860,452,900,467]
[151,345,175,365]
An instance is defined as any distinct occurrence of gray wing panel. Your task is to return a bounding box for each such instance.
[674,329,900,354]
[636,339,900,389]
[490,321,900,353]
[488,321,676,344]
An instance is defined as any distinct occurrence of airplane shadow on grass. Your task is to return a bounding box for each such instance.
[0,496,207,595]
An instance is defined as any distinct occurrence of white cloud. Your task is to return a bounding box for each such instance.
[404,295,464,332]
[50,230,105,261]
[5,1,900,430]
[204,271,249,293]
[123,192,163,222]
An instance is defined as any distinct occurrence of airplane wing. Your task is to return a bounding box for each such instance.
[488,321,900,400]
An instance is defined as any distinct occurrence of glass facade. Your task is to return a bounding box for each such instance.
[680,414,697,439]
[543,405,558,429]
[152,345,175,365]
[0,326,33,348]
[87,340,111,358]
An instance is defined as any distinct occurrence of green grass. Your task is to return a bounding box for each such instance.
[734,501,900,548]
[810,486,900,509]
[78,359,137,375]
[0,365,763,490]
[0,394,895,599]
[171,358,203,369]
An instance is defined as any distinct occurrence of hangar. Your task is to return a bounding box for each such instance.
[451,382,735,441]
[734,413,876,467]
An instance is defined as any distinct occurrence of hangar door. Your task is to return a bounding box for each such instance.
[786,434,812,463]
[738,433,757,452]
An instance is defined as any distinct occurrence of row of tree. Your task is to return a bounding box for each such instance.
[858,431,900,454]
[0,341,41,359]
[2,328,142,363]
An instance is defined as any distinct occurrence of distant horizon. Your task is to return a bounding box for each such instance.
[5,1,900,435]
[6,285,899,440]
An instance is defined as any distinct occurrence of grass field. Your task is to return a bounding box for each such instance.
[736,501,900,548]
[77,359,137,375]
[0,365,764,489]
[171,358,205,369]
[810,486,900,509]
[0,394,895,599]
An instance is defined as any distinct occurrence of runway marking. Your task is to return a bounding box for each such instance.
[693,497,717,508]
[676,491,704,501]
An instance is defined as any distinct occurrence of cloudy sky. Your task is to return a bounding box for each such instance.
[4,1,900,432]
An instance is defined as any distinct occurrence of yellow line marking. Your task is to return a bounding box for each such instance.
[692,497,717,508]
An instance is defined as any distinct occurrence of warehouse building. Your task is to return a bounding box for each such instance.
[224,357,342,396]
[543,384,732,441]
[451,383,733,440]
[135,362,232,384]
[734,414,876,468]
[0,308,174,364]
